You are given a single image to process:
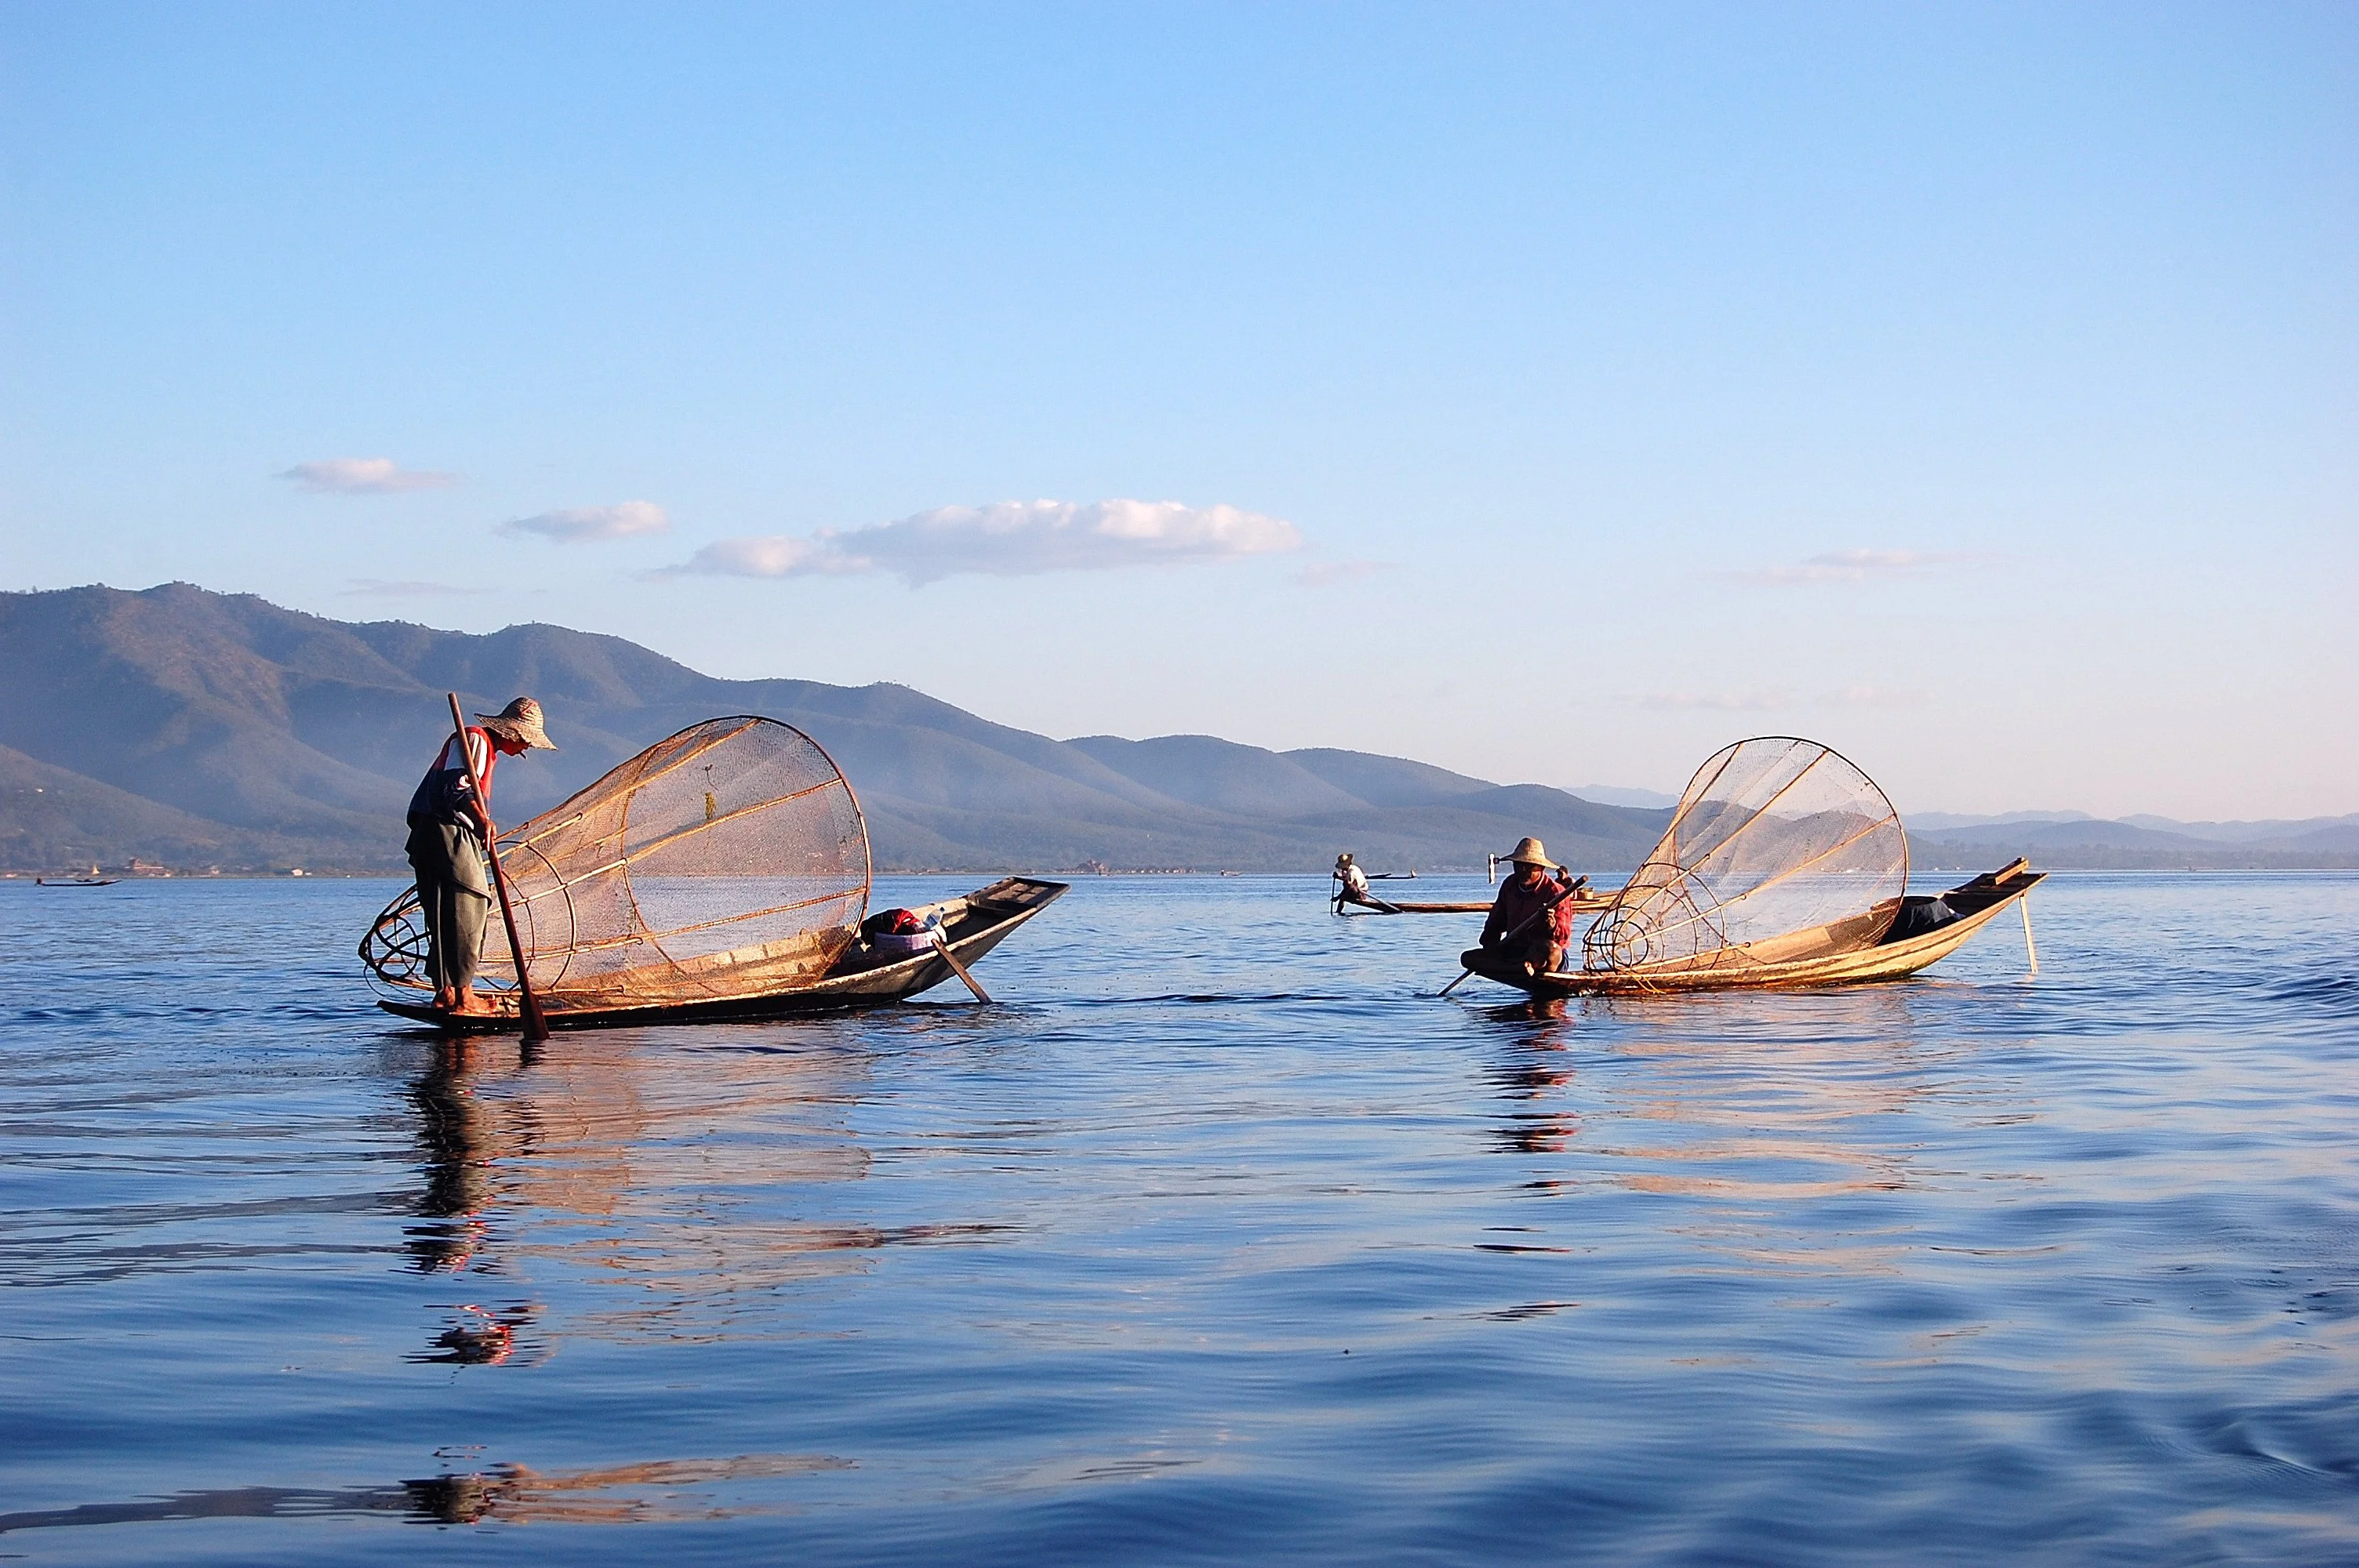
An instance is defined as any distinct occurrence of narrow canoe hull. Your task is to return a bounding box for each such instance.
[1459,864,2043,999]
[1337,891,1615,916]
[378,876,1067,1033]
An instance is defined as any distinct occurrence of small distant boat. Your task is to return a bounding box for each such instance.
[37,866,117,887]
[1333,864,1610,917]
[1338,888,1616,916]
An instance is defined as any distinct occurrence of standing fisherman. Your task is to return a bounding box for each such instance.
[1481,837,1579,976]
[405,698,556,1014]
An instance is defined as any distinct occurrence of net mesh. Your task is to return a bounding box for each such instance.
[1582,736,1906,975]
[364,717,871,1011]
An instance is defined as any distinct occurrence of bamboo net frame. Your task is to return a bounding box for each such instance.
[363,717,871,1011]
[1582,736,1906,976]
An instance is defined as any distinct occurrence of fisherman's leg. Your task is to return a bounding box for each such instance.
[448,887,492,1013]
[1506,931,1556,976]
[420,876,450,1004]
[407,822,457,1008]
[437,822,494,1014]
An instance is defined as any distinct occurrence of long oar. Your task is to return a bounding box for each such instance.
[1439,877,1587,998]
[931,929,992,1003]
[447,694,549,1043]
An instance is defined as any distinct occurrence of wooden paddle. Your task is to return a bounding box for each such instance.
[931,928,993,1003]
[446,693,549,1043]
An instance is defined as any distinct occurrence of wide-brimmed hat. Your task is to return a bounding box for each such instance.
[476,696,556,751]
[1501,836,1558,869]
[1336,852,1354,866]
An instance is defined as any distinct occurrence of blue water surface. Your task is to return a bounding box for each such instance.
[2,872,2354,1564]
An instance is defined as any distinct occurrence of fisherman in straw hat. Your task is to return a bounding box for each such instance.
[1480,837,1581,977]
[404,698,557,1015]
[1331,851,1399,915]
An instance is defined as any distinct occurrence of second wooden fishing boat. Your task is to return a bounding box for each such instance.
[1459,860,2041,997]
[1454,737,2043,999]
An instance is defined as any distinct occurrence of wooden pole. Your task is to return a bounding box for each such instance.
[2020,894,2039,978]
[932,930,993,1003]
[446,694,550,1043]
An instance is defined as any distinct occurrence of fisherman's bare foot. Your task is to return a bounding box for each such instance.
[451,993,496,1016]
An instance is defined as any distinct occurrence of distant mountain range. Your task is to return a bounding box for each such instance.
[2,583,2348,876]
[0,583,1667,874]
[1903,812,2359,870]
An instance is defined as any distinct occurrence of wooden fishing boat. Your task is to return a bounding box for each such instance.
[1459,860,2041,997]
[1451,738,2044,1000]
[36,872,117,887]
[378,876,1067,1032]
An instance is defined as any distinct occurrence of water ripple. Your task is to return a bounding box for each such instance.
[1,872,2354,1563]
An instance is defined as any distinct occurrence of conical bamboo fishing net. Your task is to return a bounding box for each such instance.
[364,717,871,1011]
[1582,737,1906,977]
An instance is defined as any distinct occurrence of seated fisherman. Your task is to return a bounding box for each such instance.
[1336,851,1371,902]
[1481,837,1579,976]
[1333,851,1400,914]
[405,697,556,1014]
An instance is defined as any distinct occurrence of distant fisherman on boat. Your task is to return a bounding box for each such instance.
[1333,851,1399,914]
[1481,837,1578,976]
[1336,852,1371,902]
[405,698,555,1015]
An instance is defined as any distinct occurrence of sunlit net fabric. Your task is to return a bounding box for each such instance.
[1582,737,1906,976]
[364,717,870,1011]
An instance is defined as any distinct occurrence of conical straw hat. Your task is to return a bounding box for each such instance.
[1500,836,1558,869]
[475,696,557,750]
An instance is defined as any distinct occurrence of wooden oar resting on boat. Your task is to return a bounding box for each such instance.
[359,715,1067,1030]
[1452,736,2043,998]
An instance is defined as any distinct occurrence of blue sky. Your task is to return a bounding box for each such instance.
[3,2,2352,818]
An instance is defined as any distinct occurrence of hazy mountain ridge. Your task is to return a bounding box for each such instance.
[0,584,1671,874]
[4,583,2346,875]
[1905,816,2359,870]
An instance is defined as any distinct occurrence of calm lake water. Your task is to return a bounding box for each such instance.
[2,873,2354,1564]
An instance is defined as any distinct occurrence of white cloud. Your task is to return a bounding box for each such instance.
[1291,560,1388,588]
[278,457,457,494]
[1637,690,1796,711]
[1731,549,1979,585]
[500,500,672,543]
[664,499,1301,587]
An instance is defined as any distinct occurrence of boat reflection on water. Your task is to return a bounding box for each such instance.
[394,1029,1012,1359]
[0,1454,853,1537]
[1475,987,2023,1269]
[1480,1000,1580,1156]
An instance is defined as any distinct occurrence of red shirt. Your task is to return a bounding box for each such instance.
[408,727,497,822]
[1483,870,1576,948]
[431,727,498,798]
